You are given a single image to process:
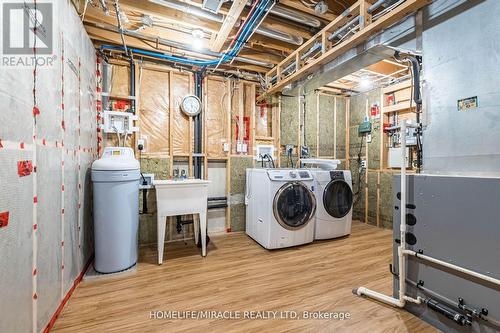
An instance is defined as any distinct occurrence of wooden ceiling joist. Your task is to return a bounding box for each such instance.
[265,0,431,95]
[210,0,248,52]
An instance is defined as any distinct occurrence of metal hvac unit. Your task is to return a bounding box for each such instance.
[392,174,500,332]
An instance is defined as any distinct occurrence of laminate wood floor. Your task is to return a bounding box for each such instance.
[52,221,438,333]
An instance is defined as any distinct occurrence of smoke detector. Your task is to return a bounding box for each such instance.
[314,1,328,15]
[202,0,225,14]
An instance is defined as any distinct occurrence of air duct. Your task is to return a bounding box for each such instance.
[149,0,305,45]
[270,4,321,28]
[150,0,224,22]
[252,26,303,45]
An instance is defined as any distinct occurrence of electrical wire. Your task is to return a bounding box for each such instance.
[353,134,366,205]
[113,0,128,56]
[101,0,273,67]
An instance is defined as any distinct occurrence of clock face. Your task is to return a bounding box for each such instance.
[181,95,202,116]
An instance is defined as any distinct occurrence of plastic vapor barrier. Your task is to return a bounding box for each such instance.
[172,73,191,155]
[138,68,170,156]
[206,78,228,158]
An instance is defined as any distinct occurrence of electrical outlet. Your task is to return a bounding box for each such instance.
[236,142,243,153]
[137,138,146,152]
[139,173,154,189]
[360,160,367,169]
[223,143,230,152]
[367,134,372,143]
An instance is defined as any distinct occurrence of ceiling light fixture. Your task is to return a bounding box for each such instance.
[359,76,373,90]
[191,29,205,50]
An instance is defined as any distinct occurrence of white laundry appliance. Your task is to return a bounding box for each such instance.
[245,168,317,249]
[312,169,353,239]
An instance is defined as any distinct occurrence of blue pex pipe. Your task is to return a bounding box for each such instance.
[100,0,272,67]
[220,0,271,62]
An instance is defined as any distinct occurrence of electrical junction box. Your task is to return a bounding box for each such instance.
[102,111,138,134]
[358,120,372,135]
[255,144,275,161]
[388,147,410,168]
[140,173,154,189]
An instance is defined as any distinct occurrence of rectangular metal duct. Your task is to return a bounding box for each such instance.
[202,0,224,13]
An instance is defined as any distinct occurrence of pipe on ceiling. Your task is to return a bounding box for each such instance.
[149,0,304,45]
[88,21,273,68]
[256,25,303,45]
[270,4,321,28]
[149,0,224,22]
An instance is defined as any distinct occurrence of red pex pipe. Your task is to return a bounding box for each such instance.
[225,0,261,52]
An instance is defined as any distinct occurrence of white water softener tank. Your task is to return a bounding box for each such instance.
[91,147,140,273]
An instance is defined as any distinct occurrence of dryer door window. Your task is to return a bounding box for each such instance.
[323,180,353,218]
[273,182,317,230]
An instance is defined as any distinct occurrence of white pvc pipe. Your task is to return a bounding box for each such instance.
[399,120,407,302]
[355,287,404,307]
[403,249,500,287]
[356,120,500,312]
[356,120,421,308]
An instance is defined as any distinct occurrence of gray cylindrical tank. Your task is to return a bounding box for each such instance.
[91,147,140,273]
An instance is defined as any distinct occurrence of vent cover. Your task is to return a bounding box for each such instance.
[202,0,224,13]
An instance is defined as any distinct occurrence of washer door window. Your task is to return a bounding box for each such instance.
[273,182,316,230]
[323,180,353,218]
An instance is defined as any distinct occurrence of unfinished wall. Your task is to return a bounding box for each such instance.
[102,61,267,243]
[348,87,398,228]
[0,1,97,332]
[280,92,347,169]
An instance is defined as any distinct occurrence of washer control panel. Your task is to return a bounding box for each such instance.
[330,171,345,181]
[268,169,313,181]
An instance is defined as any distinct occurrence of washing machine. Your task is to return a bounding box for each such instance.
[312,170,353,239]
[245,168,317,249]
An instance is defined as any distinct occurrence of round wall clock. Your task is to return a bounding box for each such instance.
[180,95,202,117]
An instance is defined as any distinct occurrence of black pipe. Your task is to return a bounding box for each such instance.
[130,58,136,114]
[142,188,148,214]
[394,52,421,106]
[208,203,228,210]
[394,51,423,172]
[194,72,203,179]
[425,299,471,326]
[208,197,227,201]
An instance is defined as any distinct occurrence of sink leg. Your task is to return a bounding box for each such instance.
[158,216,166,264]
[200,211,207,257]
[193,214,199,245]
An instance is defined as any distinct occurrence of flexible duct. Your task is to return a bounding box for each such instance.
[149,0,304,45]
[257,26,303,45]
[150,0,224,22]
[367,0,395,14]
[270,4,321,28]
